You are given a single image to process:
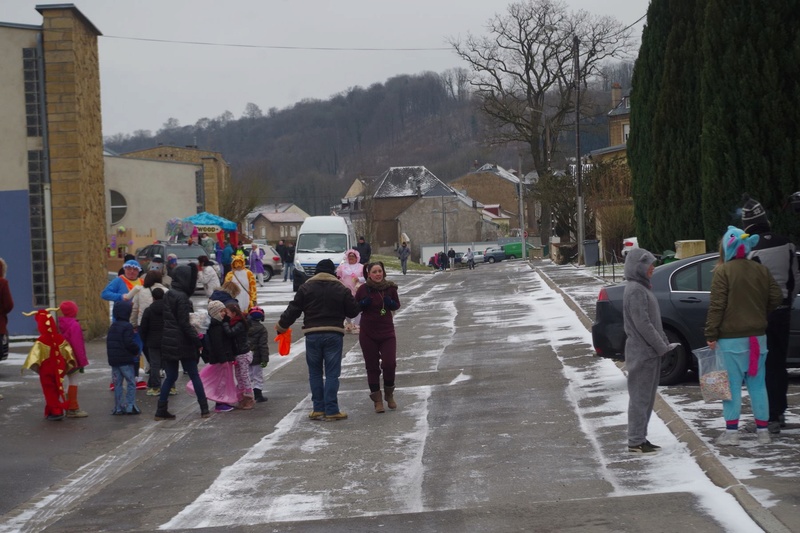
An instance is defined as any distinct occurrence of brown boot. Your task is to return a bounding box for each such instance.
[235,395,255,410]
[384,386,397,410]
[370,391,385,413]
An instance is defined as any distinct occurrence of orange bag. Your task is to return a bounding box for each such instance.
[275,328,292,356]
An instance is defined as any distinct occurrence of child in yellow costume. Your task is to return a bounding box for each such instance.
[21,308,77,420]
[224,253,257,312]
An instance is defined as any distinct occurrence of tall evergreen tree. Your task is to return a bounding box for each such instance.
[648,0,706,252]
[628,0,671,250]
[701,0,800,243]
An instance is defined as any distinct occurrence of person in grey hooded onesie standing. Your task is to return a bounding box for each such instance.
[623,248,679,453]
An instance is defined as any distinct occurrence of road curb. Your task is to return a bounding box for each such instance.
[534,264,792,533]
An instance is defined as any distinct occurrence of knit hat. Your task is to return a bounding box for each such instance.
[741,193,769,232]
[315,259,336,275]
[207,300,226,320]
[59,300,78,318]
[166,254,178,265]
[123,259,142,271]
[248,306,265,321]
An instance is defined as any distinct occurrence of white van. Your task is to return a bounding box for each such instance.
[292,216,355,290]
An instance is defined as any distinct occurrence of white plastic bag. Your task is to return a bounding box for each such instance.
[693,346,731,402]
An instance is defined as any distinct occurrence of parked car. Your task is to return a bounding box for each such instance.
[501,241,538,259]
[135,242,219,289]
[241,243,283,282]
[472,250,484,264]
[591,252,800,385]
[483,247,506,263]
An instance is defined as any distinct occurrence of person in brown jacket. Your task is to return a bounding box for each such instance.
[705,226,782,446]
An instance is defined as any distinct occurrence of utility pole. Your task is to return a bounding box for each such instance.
[573,34,585,265]
[518,154,527,260]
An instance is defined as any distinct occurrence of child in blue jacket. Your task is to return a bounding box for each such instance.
[107,300,141,415]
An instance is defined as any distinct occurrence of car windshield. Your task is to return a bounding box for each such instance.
[296,233,348,253]
[167,246,206,260]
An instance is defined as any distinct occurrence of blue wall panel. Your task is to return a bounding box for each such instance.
[0,189,37,336]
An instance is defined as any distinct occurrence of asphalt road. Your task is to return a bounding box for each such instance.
[0,263,768,532]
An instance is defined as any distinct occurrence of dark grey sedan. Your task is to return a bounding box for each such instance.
[591,253,800,385]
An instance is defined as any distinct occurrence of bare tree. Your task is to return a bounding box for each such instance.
[449,0,634,177]
[219,163,271,232]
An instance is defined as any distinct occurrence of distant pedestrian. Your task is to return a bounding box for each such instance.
[336,249,364,333]
[447,247,456,270]
[741,194,800,434]
[397,242,411,275]
[705,226,782,446]
[200,232,216,259]
[464,248,475,270]
[0,258,13,363]
[623,248,680,454]
[249,243,266,286]
[356,236,372,264]
[106,300,141,415]
[221,241,234,278]
[283,242,295,282]
[276,259,360,421]
[355,261,401,413]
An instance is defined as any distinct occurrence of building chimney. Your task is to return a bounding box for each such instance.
[611,83,622,109]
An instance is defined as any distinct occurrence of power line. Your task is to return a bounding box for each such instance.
[102,35,452,52]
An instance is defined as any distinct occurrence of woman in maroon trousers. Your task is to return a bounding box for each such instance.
[355,262,400,413]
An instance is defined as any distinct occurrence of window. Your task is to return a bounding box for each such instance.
[28,150,49,305]
[109,190,127,224]
[195,170,205,213]
[290,225,297,237]
[280,226,286,237]
[260,227,266,238]
[623,124,630,142]
[22,48,43,137]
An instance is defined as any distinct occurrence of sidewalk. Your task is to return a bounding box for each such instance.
[533,259,798,533]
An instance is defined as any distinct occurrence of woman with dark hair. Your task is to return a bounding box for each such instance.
[355,261,401,413]
[197,255,220,297]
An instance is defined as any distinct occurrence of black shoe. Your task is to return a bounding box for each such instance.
[47,413,65,421]
[644,440,661,450]
[629,442,659,454]
[253,388,268,403]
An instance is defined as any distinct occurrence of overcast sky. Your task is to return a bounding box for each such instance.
[6,0,650,137]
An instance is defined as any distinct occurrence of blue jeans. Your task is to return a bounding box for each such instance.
[112,364,136,412]
[305,332,344,415]
[160,357,207,406]
[283,264,294,281]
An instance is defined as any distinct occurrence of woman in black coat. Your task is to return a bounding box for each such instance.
[155,265,209,420]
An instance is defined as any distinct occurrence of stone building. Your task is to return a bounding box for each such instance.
[0,5,108,338]
[251,212,308,244]
[120,145,231,215]
[449,163,523,230]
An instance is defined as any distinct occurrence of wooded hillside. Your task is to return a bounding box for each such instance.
[105,69,623,216]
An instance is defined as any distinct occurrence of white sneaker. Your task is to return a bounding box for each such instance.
[716,430,740,446]
[757,430,771,445]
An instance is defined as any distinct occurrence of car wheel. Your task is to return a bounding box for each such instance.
[263,267,273,282]
[508,255,516,260]
[659,329,689,385]
[488,257,496,263]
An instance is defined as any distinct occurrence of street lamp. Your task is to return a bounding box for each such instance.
[573,34,585,265]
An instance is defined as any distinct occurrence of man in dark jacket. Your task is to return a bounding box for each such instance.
[742,195,800,434]
[156,265,209,420]
[355,236,371,265]
[276,259,360,421]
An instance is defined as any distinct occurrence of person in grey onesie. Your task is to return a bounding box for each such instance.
[623,248,679,453]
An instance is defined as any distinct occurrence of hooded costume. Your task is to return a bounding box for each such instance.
[22,308,77,420]
[621,248,674,449]
[705,225,782,439]
[224,254,257,312]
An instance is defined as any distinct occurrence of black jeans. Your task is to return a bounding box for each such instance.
[765,306,791,421]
